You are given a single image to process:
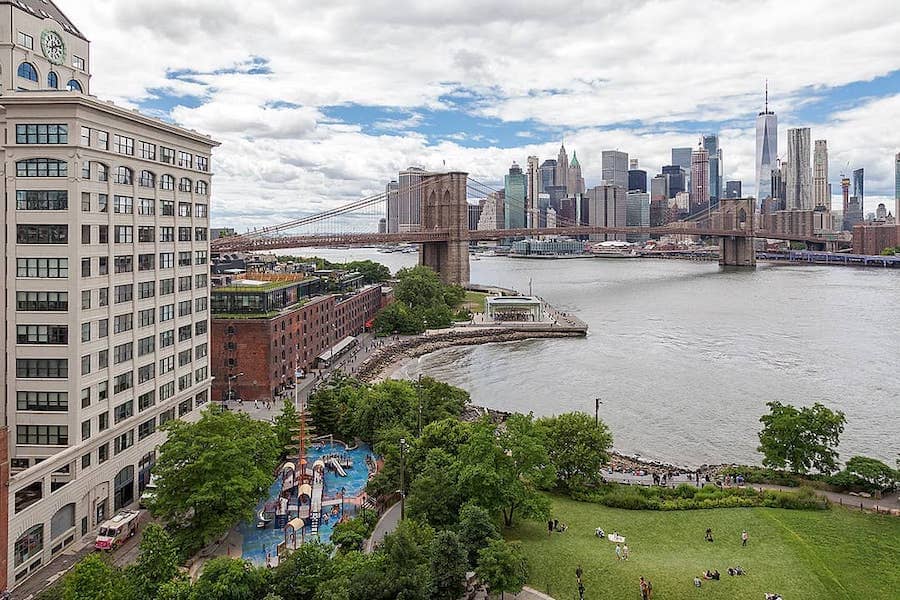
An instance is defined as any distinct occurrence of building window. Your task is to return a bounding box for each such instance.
[15,190,68,211]
[138,308,155,328]
[159,252,174,269]
[195,203,208,218]
[159,304,174,322]
[138,418,156,441]
[139,170,155,187]
[81,420,91,441]
[81,290,91,309]
[17,31,34,49]
[195,180,208,195]
[16,291,68,312]
[16,359,67,378]
[113,371,133,394]
[17,391,68,412]
[99,288,109,307]
[196,156,209,171]
[178,202,192,217]
[138,335,155,356]
[115,166,133,185]
[81,322,91,342]
[178,276,192,292]
[17,425,68,446]
[178,300,192,317]
[138,198,155,215]
[98,349,108,369]
[195,343,208,359]
[159,382,175,402]
[160,330,174,348]
[99,193,109,213]
[114,255,133,273]
[17,62,38,82]
[97,131,109,150]
[138,226,155,243]
[160,200,174,215]
[114,430,134,455]
[195,389,209,407]
[72,55,85,70]
[16,225,67,244]
[138,363,155,384]
[99,443,109,463]
[114,284,133,304]
[177,152,192,169]
[113,313,133,334]
[81,257,91,277]
[195,274,208,288]
[16,158,67,177]
[160,226,175,242]
[82,191,91,210]
[114,225,133,243]
[16,124,68,144]
[17,324,68,345]
[114,135,134,155]
[138,390,156,411]
[17,258,68,278]
[81,454,91,470]
[14,524,43,567]
[159,355,174,375]
[178,178,192,193]
[160,278,175,295]
[113,466,134,510]
[139,141,156,160]
[47,70,59,88]
[178,227,192,242]
[178,251,191,267]
[138,253,155,271]
[159,174,175,190]
[195,250,208,265]
[195,227,208,241]
[114,400,134,423]
[81,354,91,375]
[195,320,208,336]
[67,79,83,92]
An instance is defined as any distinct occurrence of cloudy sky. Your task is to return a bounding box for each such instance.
[59,0,900,230]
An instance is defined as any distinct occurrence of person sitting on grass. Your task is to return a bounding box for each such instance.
[765,594,783,600]
[694,577,702,588]
[705,528,714,542]
[702,570,713,580]
[595,527,605,538]
[712,570,720,580]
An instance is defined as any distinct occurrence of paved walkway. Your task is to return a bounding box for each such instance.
[602,471,900,513]
[364,501,401,553]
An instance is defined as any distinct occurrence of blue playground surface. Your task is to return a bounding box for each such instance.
[239,441,374,565]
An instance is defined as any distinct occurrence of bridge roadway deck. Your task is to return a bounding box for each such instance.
[212,226,829,252]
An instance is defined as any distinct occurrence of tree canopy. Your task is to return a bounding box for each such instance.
[757,401,846,474]
[374,266,466,334]
[476,539,529,599]
[537,412,613,488]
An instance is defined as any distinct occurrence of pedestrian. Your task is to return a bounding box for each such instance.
[254,399,259,409]
[639,577,649,600]
[742,530,748,546]
[615,544,622,560]
[647,579,653,599]
[553,518,559,531]
[623,544,629,560]
[575,565,583,582]
[547,519,553,536]
[705,528,714,542]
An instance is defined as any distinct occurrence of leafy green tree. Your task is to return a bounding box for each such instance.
[191,557,268,600]
[330,512,377,553]
[457,503,501,568]
[845,456,899,490]
[366,424,413,498]
[307,376,363,440]
[415,377,470,428]
[537,412,613,488]
[406,448,463,528]
[476,539,528,600]
[373,302,423,336]
[314,577,350,600]
[127,523,182,599]
[458,416,554,527]
[380,519,433,600]
[393,266,446,307]
[157,579,193,600]
[271,542,333,600]
[273,400,300,456]
[345,553,394,600]
[757,401,846,474]
[429,530,468,600]
[343,260,391,284]
[151,407,280,552]
[64,554,128,600]
[442,284,466,308]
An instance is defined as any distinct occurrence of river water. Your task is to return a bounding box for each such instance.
[283,248,900,467]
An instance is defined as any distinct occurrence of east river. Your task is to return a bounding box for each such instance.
[283,248,900,467]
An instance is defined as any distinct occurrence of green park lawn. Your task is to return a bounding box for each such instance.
[463,291,488,313]
[507,494,900,600]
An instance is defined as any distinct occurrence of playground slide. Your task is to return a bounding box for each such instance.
[329,457,347,477]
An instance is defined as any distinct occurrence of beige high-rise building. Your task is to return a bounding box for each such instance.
[555,142,569,194]
[0,1,218,590]
[526,155,540,228]
[813,140,829,210]
[786,127,812,210]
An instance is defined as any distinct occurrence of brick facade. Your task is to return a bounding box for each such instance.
[852,224,899,255]
[211,285,384,401]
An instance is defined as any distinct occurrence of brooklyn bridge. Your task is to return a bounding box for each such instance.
[211,171,835,285]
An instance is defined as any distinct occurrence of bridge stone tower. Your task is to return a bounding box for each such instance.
[419,171,470,286]
[717,197,756,267]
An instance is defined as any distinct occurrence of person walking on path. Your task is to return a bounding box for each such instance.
[575,565,583,582]
[639,577,649,600]
[742,530,749,546]
[622,544,629,560]
[547,519,553,536]
[615,544,622,560]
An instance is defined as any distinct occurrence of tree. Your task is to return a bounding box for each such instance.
[156,579,193,600]
[844,456,899,491]
[458,416,554,527]
[191,557,268,600]
[757,401,846,474]
[476,540,528,600]
[457,503,501,568]
[537,412,613,488]
[64,554,128,600]
[307,376,363,440]
[373,302,423,336]
[406,448,463,528]
[272,542,333,600]
[429,530,468,600]
[393,266,446,308]
[343,260,391,284]
[273,400,300,456]
[127,523,181,599]
[151,407,280,552]
[380,520,433,600]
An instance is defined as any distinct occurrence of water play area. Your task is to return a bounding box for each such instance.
[239,440,376,566]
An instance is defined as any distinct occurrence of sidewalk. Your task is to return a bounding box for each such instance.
[364,501,401,553]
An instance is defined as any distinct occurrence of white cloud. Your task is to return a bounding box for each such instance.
[55,0,900,229]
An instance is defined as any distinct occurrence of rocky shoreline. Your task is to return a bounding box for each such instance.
[356,327,584,383]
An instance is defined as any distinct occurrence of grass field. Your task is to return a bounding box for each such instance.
[507,494,900,600]
[463,291,488,313]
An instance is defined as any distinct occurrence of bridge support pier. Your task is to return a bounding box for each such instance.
[719,236,756,267]
[419,171,470,286]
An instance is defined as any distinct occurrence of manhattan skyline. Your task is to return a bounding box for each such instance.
[60,0,900,230]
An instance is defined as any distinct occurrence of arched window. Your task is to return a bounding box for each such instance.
[139,170,155,188]
[115,166,133,185]
[50,503,75,540]
[195,180,208,195]
[16,158,68,177]
[14,524,43,567]
[159,174,175,191]
[114,466,135,510]
[17,62,38,82]
[47,71,59,89]
[67,79,83,92]
[178,177,192,192]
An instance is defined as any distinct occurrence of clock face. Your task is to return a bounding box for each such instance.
[40,30,66,65]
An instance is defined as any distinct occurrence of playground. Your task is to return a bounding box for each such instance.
[238,439,376,566]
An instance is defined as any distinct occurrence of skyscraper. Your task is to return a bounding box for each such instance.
[526,156,540,228]
[568,151,585,194]
[756,85,777,210]
[504,162,526,229]
[671,147,693,191]
[725,181,742,198]
[625,191,650,243]
[601,150,628,189]
[385,180,400,233]
[398,166,426,232]
[0,2,218,589]
[539,159,557,193]
[852,168,864,215]
[702,134,723,205]
[785,127,811,210]
[690,146,710,211]
[556,143,569,194]
[628,164,647,193]
[586,183,626,241]
[812,140,829,210]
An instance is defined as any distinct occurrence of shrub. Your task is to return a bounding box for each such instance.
[571,482,828,511]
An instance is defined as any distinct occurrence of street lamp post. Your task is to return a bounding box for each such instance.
[340,486,346,517]
[594,398,602,426]
[399,438,407,520]
[226,372,244,406]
